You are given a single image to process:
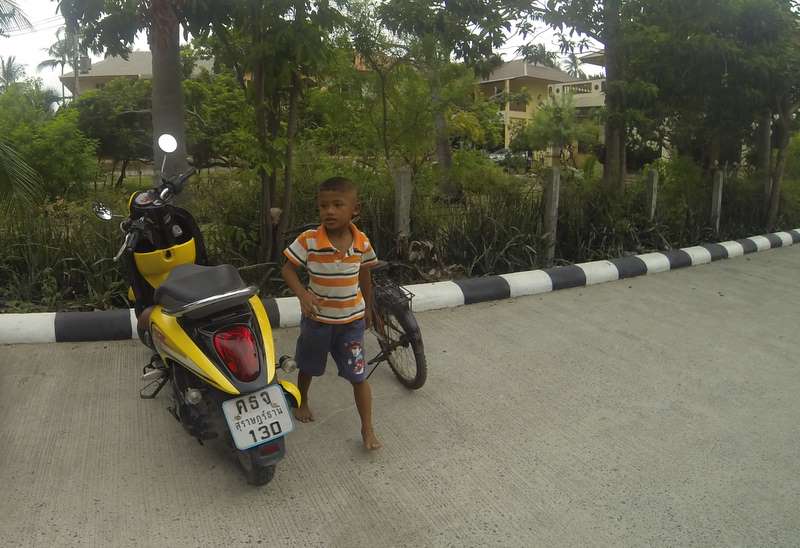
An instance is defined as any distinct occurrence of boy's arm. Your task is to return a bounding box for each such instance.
[359,265,374,328]
[282,262,320,319]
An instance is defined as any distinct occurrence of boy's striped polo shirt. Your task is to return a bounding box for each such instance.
[283,223,378,324]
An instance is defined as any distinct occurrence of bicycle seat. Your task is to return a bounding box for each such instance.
[155,264,251,314]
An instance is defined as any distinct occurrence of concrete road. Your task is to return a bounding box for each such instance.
[2,248,800,547]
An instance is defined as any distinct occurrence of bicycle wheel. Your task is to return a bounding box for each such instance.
[376,305,427,389]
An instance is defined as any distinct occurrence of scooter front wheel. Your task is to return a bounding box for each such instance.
[237,451,276,486]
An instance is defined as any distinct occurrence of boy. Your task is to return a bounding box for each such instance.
[281,176,382,450]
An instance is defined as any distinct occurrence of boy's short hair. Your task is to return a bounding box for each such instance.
[319,176,356,195]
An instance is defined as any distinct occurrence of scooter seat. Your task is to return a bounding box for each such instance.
[155,264,249,313]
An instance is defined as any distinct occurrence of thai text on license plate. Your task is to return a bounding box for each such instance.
[222,385,294,450]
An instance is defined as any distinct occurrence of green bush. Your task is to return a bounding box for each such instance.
[451,149,519,195]
[8,146,800,312]
[188,169,261,265]
[0,81,98,197]
[0,190,131,312]
[556,168,654,262]
[22,110,99,197]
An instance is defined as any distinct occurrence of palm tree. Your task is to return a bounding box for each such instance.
[564,52,587,80]
[0,140,43,214]
[0,0,31,36]
[0,2,43,211]
[0,55,25,90]
[37,27,72,104]
[518,44,560,69]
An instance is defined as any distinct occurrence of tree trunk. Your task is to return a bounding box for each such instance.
[393,164,413,258]
[766,102,793,231]
[67,19,80,99]
[374,64,414,254]
[254,62,273,263]
[109,160,117,188]
[268,90,280,204]
[116,158,129,187]
[602,0,626,194]
[370,63,392,166]
[149,0,189,183]
[755,110,772,213]
[542,167,561,268]
[266,90,281,258]
[430,76,458,201]
[767,143,787,232]
[276,70,301,261]
[708,130,721,172]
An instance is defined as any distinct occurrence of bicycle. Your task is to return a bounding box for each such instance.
[365,260,427,389]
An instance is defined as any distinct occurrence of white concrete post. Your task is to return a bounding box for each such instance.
[647,169,659,221]
[394,164,413,257]
[711,170,724,234]
[543,167,561,267]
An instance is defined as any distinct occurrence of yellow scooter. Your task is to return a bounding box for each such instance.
[93,134,300,486]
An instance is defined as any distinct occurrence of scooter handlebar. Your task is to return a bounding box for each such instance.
[113,219,144,262]
[161,168,196,199]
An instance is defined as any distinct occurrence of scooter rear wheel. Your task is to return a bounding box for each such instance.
[237,451,276,486]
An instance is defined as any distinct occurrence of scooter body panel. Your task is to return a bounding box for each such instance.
[148,296,280,396]
[149,305,241,394]
[133,238,197,290]
[248,296,277,380]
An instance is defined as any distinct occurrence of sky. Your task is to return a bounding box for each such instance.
[1,0,149,93]
[1,0,600,97]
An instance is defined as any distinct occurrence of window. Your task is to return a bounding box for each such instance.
[510,97,528,112]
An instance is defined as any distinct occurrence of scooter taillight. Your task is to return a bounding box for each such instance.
[213,326,260,382]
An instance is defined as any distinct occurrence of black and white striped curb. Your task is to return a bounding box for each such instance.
[2,230,799,344]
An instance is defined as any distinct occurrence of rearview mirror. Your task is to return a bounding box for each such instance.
[157,133,178,154]
[92,202,113,221]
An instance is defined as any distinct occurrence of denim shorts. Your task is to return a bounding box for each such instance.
[295,317,367,383]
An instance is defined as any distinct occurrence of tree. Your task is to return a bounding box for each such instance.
[623,0,800,228]
[760,1,800,230]
[37,27,74,105]
[72,78,152,185]
[0,140,43,213]
[0,1,44,214]
[380,0,514,200]
[0,80,96,197]
[518,0,629,193]
[183,70,258,168]
[186,0,343,261]
[0,0,30,36]
[510,94,599,165]
[0,55,24,90]
[564,52,587,80]
[57,0,190,181]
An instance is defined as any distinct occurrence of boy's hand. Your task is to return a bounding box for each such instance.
[299,290,322,319]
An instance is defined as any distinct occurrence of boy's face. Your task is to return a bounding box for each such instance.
[318,189,359,232]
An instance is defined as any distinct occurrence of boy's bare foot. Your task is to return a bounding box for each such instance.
[294,404,314,423]
[362,427,382,450]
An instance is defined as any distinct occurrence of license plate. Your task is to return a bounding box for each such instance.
[222,385,294,450]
